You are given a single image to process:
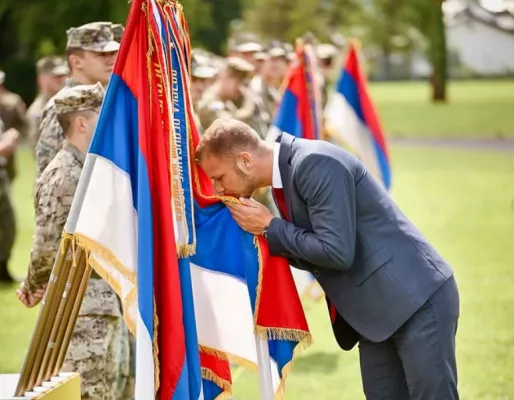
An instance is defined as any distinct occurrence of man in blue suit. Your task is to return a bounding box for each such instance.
[196,118,459,400]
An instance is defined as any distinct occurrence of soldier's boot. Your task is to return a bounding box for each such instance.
[0,260,15,283]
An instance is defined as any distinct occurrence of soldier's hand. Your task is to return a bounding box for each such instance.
[4,128,20,144]
[0,128,19,156]
[16,282,46,308]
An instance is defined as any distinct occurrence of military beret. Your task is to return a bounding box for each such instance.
[54,82,105,116]
[66,22,120,53]
[36,56,69,76]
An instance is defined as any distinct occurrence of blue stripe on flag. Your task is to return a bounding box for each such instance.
[89,75,140,209]
[273,90,303,138]
[190,202,250,283]
[177,258,203,399]
[168,24,195,247]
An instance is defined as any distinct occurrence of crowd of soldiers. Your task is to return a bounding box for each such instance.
[0,21,340,399]
[192,34,340,138]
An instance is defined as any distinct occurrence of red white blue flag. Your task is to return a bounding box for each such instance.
[324,41,392,189]
[69,1,312,399]
[268,40,323,141]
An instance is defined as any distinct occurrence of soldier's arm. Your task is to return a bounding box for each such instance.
[35,106,63,176]
[24,173,75,295]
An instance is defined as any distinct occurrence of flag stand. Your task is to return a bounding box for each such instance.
[255,337,274,400]
[14,155,98,396]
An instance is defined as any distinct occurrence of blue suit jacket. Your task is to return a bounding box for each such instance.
[266,133,453,350]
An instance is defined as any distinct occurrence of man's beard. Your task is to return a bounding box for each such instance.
[236,166,256,198]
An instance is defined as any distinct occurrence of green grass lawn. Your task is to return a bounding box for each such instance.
[368,79,514,139]
[1,147,514,399]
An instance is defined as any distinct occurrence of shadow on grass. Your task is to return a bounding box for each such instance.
[293,351,340,374]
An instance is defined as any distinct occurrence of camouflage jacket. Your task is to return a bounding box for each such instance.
[27,94,49,152]
[35,79,81,177]
[26,141,122,316]
[197,89,268,138]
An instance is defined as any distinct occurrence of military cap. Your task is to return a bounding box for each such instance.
[0,70,4,85]
[268,47,287,58]
[36,56,69,76]
[254,52,269,62]
[54,82,105,116]
[66,22,120,52]
[226,57,255,73]
[317,43,337,60]
[112,23,124,43]
[287,52,297,62]
[235,42,263,53]
[192,56,217,79]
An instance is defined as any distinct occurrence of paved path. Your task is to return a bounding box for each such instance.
[390,137,514,152]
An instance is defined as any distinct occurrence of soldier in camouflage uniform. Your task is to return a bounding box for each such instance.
[35,22,119,177]
[27,57,69,152]
[17,83,132,399]
[197,57,268,138]
[0,118,19,282]
[0,70,26,183]
[316,43,337,109]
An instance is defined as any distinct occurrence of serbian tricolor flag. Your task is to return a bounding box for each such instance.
[267,39,324,303]
[324,40,392,189]
[267,39,323,142]
[188,53,312,400]
[68,0,311,399]
[68,0,202,399]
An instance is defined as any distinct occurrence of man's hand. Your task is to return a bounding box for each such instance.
[16,282,46,308]
[225,197,274,236]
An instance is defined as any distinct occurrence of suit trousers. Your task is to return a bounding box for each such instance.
[358,276,459,400]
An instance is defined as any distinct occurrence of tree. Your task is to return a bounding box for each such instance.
[410,0,448,102]
[244,0,361,43]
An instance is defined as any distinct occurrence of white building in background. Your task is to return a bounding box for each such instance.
[445,0,514,75]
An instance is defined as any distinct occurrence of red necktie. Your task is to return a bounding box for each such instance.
[273,188,337,324]
[272,188,290,221]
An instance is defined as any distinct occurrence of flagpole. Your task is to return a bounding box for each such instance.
[255,336,274,400]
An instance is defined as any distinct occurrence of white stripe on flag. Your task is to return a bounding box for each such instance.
[324,92,382,180]
[190,264,281,390]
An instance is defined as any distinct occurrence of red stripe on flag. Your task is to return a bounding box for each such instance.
[199,350,232,392]
[285,48,316,140]
[121,3,186,397]
[256,236,309,332]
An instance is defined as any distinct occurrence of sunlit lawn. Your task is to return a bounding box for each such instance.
[369,79,514,139]
[1,146,514,399]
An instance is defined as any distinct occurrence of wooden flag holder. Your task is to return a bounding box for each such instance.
[0,373,80,400]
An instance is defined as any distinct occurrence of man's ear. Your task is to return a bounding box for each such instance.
[238,152,253,170]
[75,114,87,133]
[69,53,83,71]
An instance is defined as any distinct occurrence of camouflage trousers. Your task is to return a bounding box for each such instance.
[62,314,132,400]
[0,170,15,262]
